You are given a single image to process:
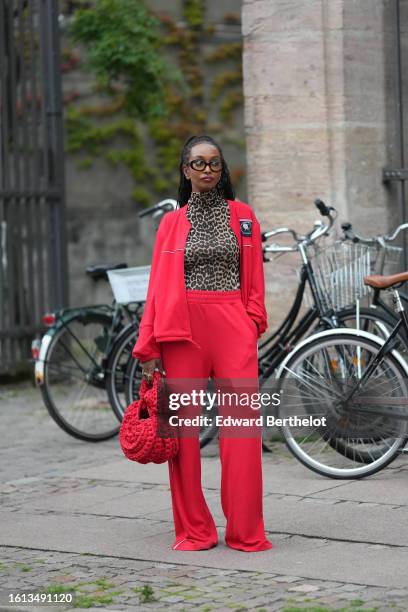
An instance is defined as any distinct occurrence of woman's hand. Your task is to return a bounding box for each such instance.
[141,358,166,385]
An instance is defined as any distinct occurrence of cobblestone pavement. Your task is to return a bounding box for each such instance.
[1,381,408,612]
[1,545,408,612]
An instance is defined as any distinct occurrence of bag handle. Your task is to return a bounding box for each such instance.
[137,369,164,411]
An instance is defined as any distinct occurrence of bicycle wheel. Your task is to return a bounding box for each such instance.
[261,307,402,453]
[111,324,219,448]
[106,323,141,420]
[41,312,121,441]
[322,308,407,463]
[336,306,408,348]
[273,329,408,478]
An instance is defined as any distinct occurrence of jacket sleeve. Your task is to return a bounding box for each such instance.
[131,214,168,363]
[246,215,268,338]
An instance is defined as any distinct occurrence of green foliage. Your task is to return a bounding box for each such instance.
[66,107,137,154]
[105,147,148,180]
[73,593,114,608]
[210,68,242,100]
[68,0,171,120]
[132,186,153,206]
[45,584,73,594]
[133,584,157,603]
[147,116,185,174]
[206,42,242,62]
[220,90,243,123]
[153,174,171,193]
[64,2,246,206]
[183,0,205,28]
[75,157,93,170]
[43,576,123,609]
[11,563,33,572]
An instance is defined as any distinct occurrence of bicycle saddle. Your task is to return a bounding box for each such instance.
[86,262,128,281]
[364,271,408,289]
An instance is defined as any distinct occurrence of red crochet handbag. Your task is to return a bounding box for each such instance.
[119,370,179,464]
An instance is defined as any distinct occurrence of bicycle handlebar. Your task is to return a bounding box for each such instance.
[384,223,408,242]
[341,220,408,246]
[314,198,335,217]
[263,199,336,255]
[138,198,178,218]
[263,226,307,243]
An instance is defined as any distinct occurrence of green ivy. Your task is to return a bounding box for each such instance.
[183,0,205,28]
[75,157,94,170]
[220,90,243,123]
[65,107,138,153]
[64,1,245,206]
[68,0,178,120]
[206,42,243,62]
[131,186,152,207]
[104,148,150,181]
[210,68,242,100]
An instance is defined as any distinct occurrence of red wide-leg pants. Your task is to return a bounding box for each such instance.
[160,289,272,552]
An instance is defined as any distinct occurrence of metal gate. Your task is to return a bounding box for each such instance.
[0,0,68,376]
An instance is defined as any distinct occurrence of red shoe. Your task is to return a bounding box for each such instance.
[226,539,273,552]
[172,538,218,551]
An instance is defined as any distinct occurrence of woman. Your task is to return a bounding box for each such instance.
[132,134,272,553]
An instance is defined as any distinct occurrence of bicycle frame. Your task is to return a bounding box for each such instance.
[34,301,145,386]
[258,259,339,384]
[342,289,408,414]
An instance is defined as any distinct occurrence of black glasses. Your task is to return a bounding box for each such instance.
[188,159,222,172]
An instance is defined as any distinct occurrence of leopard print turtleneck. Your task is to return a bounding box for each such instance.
[184,185,240,290]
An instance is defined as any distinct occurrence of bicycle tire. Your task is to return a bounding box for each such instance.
[261,306,402,454]
[274,329,408,478]
[106,323,141,421]
[109,323,219,448]
[333,306,401,343]
[321,307,407,463]
[41,311,121,441]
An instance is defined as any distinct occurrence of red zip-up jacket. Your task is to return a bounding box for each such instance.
[131,199,268,363]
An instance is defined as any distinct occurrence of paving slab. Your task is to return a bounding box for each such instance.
[313,474,408,505]
[69,458,171,486]
[29,486,174,516]
[70,453,358,498]
[0,511,176,549]
[262,495,408,545]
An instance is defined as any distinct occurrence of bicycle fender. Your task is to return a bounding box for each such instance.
[33,309,113,386]
[34,332,53,386]
[34,312,82,386]
[275,327,408,379]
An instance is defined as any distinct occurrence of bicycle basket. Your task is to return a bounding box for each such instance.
[107,266,151,304]
[308,241,372,311]
[367,244,404,276]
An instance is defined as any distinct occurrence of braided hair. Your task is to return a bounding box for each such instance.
[177,134,235,207]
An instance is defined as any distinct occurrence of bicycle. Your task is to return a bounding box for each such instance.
[340,220,408,352]
[257,201,403,452]
[273,268,408,479]
[31,199,177,441]
[306,218,408,467]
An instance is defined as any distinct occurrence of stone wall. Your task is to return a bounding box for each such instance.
[242,0,404,328]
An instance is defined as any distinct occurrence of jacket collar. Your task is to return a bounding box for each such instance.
[180,199,242,247]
